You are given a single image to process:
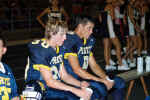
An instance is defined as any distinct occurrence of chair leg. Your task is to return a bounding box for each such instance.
[140,76,149,97]
[126,80,135,100]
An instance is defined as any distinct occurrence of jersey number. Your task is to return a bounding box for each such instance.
[51,66,60,80]
[32,40,49,48]
[82,56,89,69]
[0,87,10,100]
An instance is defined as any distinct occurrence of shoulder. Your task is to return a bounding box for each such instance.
[28,39,50,56]
[1,62,10,70]
[64,33,77,46]
[88,36,95,44]
[63,33,79,53]
[0,62,13,74]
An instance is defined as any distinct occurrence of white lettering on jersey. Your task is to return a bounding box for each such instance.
[78,46,92,55]
[50,55,63,65]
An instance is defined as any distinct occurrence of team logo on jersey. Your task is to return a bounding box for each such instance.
[50,55,63,65]
[0,77,10,86]
[78,46,92,55]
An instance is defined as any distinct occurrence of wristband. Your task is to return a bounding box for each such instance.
[106,76,114,82]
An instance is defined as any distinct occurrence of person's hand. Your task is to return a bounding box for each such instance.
[103,79,114,90]
[79,88,92,100]
[80,81,89,88]
[72,87,92,100]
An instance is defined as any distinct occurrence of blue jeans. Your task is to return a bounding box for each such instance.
[43,87,79,100]
[80,76,125,100]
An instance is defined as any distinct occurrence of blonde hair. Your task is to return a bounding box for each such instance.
[45,20,68,39]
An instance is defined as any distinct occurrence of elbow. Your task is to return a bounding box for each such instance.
[61,74,68,81]
[73,69,82,76]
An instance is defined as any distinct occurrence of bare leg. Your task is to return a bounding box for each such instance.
[110,37,122,66]
[143,32,147,51]
[103,38,111,65]
[136,34,142,56]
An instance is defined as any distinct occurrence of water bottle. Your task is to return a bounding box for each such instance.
[137,56,143,74]
[145,56,150,72]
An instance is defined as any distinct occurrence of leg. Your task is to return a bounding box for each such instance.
[88,80,108,99]
[111,76,126,100]
[126,80,135,100]
[143,32,147,51]
[110,37,122,66]
[136,34,142,56]
[44,87,79,100]
[103,38,111,66]
[140,76,149,96]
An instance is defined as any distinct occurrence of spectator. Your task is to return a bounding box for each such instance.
[0,34,19,100]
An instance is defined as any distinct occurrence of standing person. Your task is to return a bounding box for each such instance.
[99,0,129,71]
[123,0,142,67]
[64,15,125,100]
[0,35,19,100]
[24,21,92,100]
[36,0,69,28]
[139,0,149,55]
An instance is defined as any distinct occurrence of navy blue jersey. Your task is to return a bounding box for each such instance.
[64,33,95,76]
[25,39,65,87]
[0,62,18,100]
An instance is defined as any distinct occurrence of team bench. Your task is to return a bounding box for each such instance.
[117,69,150,100]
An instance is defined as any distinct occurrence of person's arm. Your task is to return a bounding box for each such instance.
[36,8,50,28]
[60,64,89,88]
[88,54,107,79]
[12,97,19,100]
[39,67,91,99]
[68,55,101,82]
[88,54,114,90]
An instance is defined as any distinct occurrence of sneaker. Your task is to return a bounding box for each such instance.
[122,59,128,66]
[105,65,116,70]
[127,58,136,64]
[142,50,147,55]
[110,59,116,66]
[129,62,136,68]
[118,65,130,71]
[123,47,126,53]
[134,51,137,55]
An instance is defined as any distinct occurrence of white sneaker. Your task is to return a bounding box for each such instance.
[127,58,136,64]
[134,51,137,55]
[142,50,147,55]
[123,47,126,53]
[118,65,130,71]
[122,59,128,66]
[110,59,116,66]
[129,62,136,68]
[127,58,131,64]
[105,65,116,70]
